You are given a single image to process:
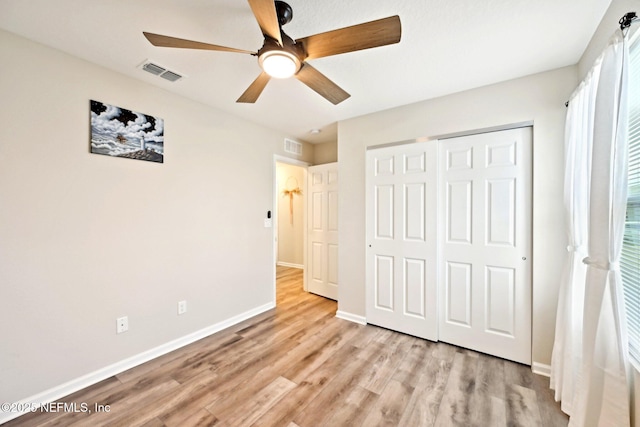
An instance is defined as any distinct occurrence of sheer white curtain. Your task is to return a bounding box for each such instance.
[550,62,598,416]
[552,30,632,427]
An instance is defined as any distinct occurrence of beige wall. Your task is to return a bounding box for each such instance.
[0,29,311,405]
[337,66,577,367]
[312,141,338,164]
[276,163,305,266]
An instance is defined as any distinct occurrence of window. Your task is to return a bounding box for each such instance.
[623,32,640,366]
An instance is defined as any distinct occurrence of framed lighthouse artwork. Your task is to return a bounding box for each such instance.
[90,100,164,163]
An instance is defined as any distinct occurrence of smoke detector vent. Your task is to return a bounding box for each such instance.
[140,61,183,82]
[284,138,303,156]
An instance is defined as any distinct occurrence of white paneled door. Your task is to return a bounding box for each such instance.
[307,163,338,300]
[366,142,438,340]
[439,128,532,364]
[365,127,532,364]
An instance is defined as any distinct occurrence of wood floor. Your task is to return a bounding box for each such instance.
[5,266,568,427]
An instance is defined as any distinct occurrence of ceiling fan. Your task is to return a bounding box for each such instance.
[143,0,401,105]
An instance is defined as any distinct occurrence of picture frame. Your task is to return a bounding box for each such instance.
[90,100,164,163]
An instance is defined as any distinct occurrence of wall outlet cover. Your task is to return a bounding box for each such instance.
[116,316,128,334]
[178,300,187,315]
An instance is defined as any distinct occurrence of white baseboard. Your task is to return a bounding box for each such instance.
[532,362,551,377]
[276,262,303,269]
[0,302,275,425]
[335,310,367,325]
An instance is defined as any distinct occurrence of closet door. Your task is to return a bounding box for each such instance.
[365,142,438,340]
[439,127,532,364]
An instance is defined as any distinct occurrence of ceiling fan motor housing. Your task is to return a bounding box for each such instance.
[275,1,293,26]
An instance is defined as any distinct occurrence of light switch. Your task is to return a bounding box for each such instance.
[264,218,272,228]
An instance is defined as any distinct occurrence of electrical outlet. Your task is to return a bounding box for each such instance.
[116,316,128,334]
[178,300,187,315]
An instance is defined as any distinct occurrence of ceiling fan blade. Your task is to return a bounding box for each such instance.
[237,72,271,103]
[143,32,255,54]
[295,63,350,105]
[247,0,283,46]
[297,15,401,60]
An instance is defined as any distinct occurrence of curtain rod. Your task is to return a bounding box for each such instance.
[565,12,637,107]
[620,12,638,30]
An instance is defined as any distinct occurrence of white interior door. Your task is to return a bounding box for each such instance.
[439,127,532,364]
[365,142,438,340]
[307,163,338,300]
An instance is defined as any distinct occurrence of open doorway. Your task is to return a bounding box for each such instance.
[276,161,306,268]
[273,156,308,304]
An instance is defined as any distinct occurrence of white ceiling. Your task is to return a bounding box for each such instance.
[0,0,611,144]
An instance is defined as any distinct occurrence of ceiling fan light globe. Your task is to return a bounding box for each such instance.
[260,51,299,79]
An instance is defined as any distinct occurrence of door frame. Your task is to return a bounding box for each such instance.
[272,155,309,303]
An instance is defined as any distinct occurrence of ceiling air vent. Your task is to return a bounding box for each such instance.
[140,61,183,82]
[160,70,182,82]
[284,138,302,156]
[142,62,165,75]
